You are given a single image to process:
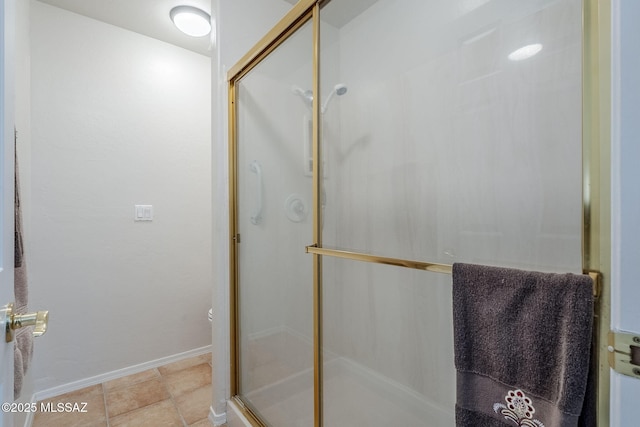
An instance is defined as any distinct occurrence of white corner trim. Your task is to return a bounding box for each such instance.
[32,345,212,402]
[210,404,227,426]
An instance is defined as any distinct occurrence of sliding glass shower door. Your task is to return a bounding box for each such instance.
[233,19,314,427]
[230,0,586,426]
[318,0,583,425]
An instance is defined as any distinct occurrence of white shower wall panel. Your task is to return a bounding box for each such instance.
[325,0,583,270]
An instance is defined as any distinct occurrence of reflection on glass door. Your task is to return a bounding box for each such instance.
[234,20,314,427]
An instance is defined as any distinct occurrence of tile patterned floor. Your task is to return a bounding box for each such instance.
[32,352,222,427]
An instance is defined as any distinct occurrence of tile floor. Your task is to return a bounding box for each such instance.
[32,352,224,427]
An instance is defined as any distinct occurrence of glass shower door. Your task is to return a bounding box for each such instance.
[234,20,314,427]
[318,0,583,425]
[229,0,585,425]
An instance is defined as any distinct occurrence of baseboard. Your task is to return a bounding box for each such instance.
[209,405,227,426]
[31,345,212,403]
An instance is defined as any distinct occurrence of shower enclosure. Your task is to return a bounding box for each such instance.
[228,0,598,425]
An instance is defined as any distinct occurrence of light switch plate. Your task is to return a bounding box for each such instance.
[134,205,153,221]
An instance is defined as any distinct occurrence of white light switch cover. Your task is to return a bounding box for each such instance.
[134,205,153,221]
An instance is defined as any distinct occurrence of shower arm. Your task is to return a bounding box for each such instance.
[320,91,335,114]
[249,161,263,225]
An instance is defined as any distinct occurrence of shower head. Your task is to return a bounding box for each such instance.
[334,84,348,96]
[292,86,313,106]
[292,83,348,112]
[321,83,348,113]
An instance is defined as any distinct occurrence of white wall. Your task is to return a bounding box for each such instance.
[28,1,212,392]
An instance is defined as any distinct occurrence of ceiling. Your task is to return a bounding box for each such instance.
[36,0,214,57]
[36,0,381,57]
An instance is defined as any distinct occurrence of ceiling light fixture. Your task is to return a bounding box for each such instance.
[170,6,211,37]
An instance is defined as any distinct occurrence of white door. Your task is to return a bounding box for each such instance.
[611,0,640,425]
[0,0,15,425]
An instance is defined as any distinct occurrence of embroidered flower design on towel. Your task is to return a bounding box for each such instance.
[493,389,545,427]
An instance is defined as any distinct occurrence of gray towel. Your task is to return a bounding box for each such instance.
[452,263,594,427]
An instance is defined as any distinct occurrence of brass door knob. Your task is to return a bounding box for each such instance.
[4,303,49,343]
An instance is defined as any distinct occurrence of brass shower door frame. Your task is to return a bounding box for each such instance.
[583,1,611,425]
[227,0,611,426]
[228,1,321,426]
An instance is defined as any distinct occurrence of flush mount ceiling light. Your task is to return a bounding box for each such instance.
[170,6,211,37]
[508,43,543,61]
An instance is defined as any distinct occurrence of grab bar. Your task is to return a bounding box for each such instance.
[249,161,263,225]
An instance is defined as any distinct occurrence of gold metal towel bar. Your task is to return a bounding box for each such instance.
[305,245,601,298]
